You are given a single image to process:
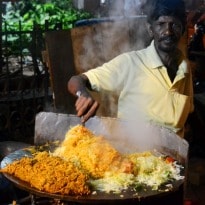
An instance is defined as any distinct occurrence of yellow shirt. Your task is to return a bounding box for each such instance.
[84,41,194,137]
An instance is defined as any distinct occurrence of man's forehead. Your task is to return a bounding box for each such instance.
[155,16,182,23]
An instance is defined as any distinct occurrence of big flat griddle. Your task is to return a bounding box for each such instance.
[1,148,184,204]
[1,112,188,204]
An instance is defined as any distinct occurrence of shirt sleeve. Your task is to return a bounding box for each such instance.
[83,53,132,92]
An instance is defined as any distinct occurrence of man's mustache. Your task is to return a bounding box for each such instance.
[159,35,177,42]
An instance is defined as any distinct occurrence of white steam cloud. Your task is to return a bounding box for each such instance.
[71,0,151,118]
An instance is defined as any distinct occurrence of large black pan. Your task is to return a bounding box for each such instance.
[1,112,188,204]
[2,173,184,205]
[1,147,184,205]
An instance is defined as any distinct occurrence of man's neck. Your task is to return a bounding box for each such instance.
[157,48,182,68]
[157,48,182,82]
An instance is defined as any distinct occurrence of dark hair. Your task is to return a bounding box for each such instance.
[144,0,186,32]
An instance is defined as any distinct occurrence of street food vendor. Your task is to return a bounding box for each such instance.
[68,0,194,138]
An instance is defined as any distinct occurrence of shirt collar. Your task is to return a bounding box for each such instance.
[145,40,164,68]
[145,40,189,74]
[178,59,189,74]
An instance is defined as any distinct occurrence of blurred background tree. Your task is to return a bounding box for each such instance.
[3,0,92,30]
[1,0,92,68]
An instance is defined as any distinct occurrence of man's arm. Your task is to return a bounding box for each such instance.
[67,74,99,122]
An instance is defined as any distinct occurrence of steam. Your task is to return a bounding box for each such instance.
[122,0,146,16]
[73,0,150,73]
[85,115,189,163]
[72,0,151,118]
[71,1,154,143]
[39,1,189,163]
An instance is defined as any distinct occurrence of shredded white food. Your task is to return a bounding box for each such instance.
[89,152,184,193]
[89,172,137,194]
[132,154,184,190]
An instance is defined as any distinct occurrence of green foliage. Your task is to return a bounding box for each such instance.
[3,0,92,31]
[2,0,92,58]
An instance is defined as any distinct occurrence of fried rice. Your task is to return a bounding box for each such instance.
[1,151,90,195]
[53,125,133,178]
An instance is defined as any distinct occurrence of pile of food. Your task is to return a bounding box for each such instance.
[0,125,184,196]
[1,151,90,195]
[53,125,133,178]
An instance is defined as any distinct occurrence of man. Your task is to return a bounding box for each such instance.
[68,0,194,138]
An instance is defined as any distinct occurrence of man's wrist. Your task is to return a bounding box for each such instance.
[76,91,82,97]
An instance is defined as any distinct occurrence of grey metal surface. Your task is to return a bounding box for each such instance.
[0,141,30,161]
[34,112,189,163]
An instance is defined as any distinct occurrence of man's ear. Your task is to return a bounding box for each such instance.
[146,23,153,38]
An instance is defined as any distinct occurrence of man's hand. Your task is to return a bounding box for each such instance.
[68,74,99,123]
[75,92,99,123]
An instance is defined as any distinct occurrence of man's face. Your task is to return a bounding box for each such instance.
[149,16,183,53]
